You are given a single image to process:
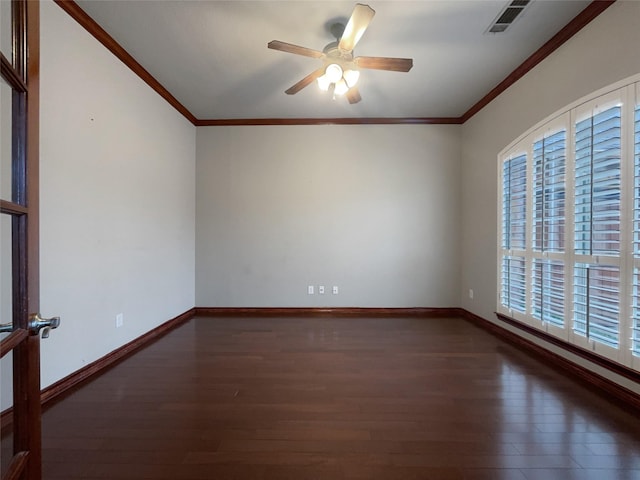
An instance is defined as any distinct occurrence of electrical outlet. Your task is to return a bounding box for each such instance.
[308,285,314,295]
[332,286,339,294]
[116,313,124,328]
[319,285,325,294]
[469,289,474,299]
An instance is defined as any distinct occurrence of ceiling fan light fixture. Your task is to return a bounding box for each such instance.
[343,69,360,88]
[269,3,412,104]
[325,63,343,83]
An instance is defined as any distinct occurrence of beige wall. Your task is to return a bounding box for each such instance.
[196,124,461,308]
[460,0,640,394]
[0,0,196,409]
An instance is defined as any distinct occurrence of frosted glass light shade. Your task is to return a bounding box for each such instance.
[325,63,343,83]
[343,69,360,88]
[317,74,331,91]
[334,78,349,96]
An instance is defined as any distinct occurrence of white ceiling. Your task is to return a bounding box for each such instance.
[74,0,592,121]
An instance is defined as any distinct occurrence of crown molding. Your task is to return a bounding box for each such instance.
[195,117,462,126]
[53,0,198,125]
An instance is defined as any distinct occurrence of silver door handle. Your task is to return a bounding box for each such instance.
[0,323,12,334]
[29,314,61,338]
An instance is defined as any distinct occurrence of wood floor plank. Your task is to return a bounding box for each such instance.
[3,315,640,479]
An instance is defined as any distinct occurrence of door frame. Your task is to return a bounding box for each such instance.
[1,1,41,479]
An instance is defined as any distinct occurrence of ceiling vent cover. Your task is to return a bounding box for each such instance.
[486,0,531,33]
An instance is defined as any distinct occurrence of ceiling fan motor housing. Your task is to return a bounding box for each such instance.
[323,41,354,62]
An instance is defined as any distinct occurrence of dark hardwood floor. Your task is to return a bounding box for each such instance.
[6,315,640,479]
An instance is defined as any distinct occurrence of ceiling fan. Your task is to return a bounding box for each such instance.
[268,3,413,104]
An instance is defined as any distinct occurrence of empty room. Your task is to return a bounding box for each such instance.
[2,0,640,479]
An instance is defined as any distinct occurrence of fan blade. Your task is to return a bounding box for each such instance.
[346,86,362,104]
[355,56,413,72]
[268,40,324,59]
[338,4,375,52]
[285,67,325,95]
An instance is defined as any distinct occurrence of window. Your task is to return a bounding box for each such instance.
[498,76,640,371]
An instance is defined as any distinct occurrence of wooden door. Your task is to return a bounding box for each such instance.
[1,1,47,479]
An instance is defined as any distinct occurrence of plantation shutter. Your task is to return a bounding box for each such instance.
[574,106,621,256]
[533,131,566,252]
[500,154,527,312]
[531,129,566,326]
[502,154,527,250]
[632,103,640,357]
[573,105,621,348]
[532,259,565,326]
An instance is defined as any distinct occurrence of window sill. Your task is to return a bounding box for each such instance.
[494,312,640,383]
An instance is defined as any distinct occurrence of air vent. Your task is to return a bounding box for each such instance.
[486,0,531,34]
